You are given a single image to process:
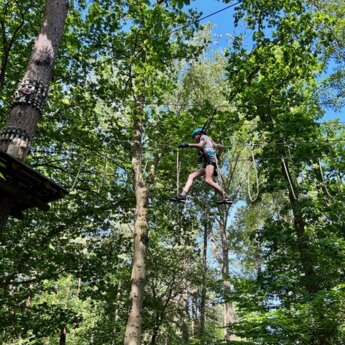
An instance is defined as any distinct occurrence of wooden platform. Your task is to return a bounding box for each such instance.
[0,151,68,219]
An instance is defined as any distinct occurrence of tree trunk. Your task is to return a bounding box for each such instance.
[282,161,319,294]
[150,325,159,345]
[191,293,197,339]
[220,215,236,342]
[282,161,333,344]
[199,210,208,337]
[124,104,149,345]
[0,0,68,230]
[59,326,67,345]
[181,298,189,344]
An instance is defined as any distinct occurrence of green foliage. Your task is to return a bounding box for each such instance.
[0,0,45,120]
[0,0,344,344]
[222,0,345,344]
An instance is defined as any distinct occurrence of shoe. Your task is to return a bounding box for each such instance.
[216,195,233,205]
[170,195,187,203]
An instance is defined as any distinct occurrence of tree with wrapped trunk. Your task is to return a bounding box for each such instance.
[0,0,68,231]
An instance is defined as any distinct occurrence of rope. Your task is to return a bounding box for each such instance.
[227,147,241,191]
[159,2,241,39]
[327,141,343,185]
[215,145,243,202]
[247,147,260,202]
[202,106,218,134]
[29,136,345,156]
[281,156,297,200]
[214,142,237,197]
[214,156,224,193]
[176,149,181,196]
[69,160,84,192]
[284,141,300,190]
[232,159,251,201]
[318,158,339,199]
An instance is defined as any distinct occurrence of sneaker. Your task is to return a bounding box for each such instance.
[216,195,233,205]
[170,194,187,203]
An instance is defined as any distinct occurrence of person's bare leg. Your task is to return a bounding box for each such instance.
[181,168,205,195]
[204,165,224,196]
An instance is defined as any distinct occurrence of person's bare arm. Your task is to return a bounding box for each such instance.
[188,139,205,149]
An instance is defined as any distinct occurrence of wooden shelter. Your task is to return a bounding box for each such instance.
[0,151,67,219]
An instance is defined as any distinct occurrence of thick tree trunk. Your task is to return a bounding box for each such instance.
[0,0,68,231]
[0,0,68,156]
[124,109,149,345]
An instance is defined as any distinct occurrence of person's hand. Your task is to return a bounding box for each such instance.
[178,142,189,148]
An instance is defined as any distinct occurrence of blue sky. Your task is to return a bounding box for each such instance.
[184,1,343,122]
[191,1,238,49]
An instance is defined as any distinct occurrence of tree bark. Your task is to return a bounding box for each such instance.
[0,0,68,231]
[282,161,319,294]
[191,292,197,339]
[150,325,159,345]
[124,101,149,345]
[199,209,208,337]
[219,215,236,342]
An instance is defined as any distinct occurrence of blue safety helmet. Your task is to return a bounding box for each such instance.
[191,127,204,137]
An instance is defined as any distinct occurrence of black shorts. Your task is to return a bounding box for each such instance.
[202,155,218,176]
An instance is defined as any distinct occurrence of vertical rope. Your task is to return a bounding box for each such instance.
[247,146,260,202]
[286,142,300,189]
[327,142,342,185]
[202,106,217,133]
[215,157,224,193]
[176,149,181,196]
[231,159,251,201]
[319,158,339,199]
[70,159,84,192]
[226,145,240,192]
[281,156,297,200]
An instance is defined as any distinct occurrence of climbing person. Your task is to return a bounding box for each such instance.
[170,127,232,205]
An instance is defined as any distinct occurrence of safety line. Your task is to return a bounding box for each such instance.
[175,154,343,164]
[29,136,345,155]
[31,146,344,165]
[124,100,344,109]
[281,157,298,200]
[69,159,84,192]
[176,149,181,196]
[160,1,241,39]
[318,158,341,199]
[247,149,260,202]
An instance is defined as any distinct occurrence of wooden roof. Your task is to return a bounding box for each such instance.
[0,151,68,219]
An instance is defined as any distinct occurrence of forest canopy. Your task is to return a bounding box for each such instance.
[0,1,344,344]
